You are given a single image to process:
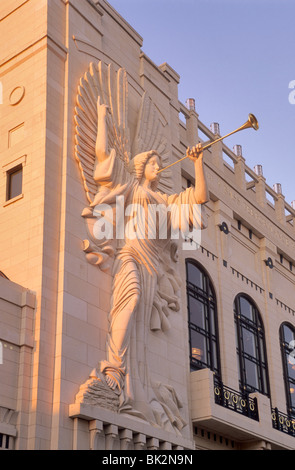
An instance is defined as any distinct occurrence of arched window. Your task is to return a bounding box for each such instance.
[280,323,295,416]
[234,294,269,396]
[186,260,221,377]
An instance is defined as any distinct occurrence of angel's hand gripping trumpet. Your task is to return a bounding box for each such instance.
[157,113,259,174]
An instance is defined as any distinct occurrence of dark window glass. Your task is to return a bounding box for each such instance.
[187,262,205,290]
[7,166,22,200]
[280,323,295,416]
[234,295,269,396]
[186,260,221,377]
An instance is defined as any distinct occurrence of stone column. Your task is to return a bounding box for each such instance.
[89,419,103,450]
[233,145,246,191]
[119,429,133,450]
[134,433,146,450]
[104,424,118,450]
[146,437,159,450]
[185,98,199,148]
[210,123,223,170]
[274,192,286,225]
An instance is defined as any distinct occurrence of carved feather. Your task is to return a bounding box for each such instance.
[75,61,173,203]
[132,92,173,194]
[74,61,131,203]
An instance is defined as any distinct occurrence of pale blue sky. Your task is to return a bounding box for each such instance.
[109,0,295,207]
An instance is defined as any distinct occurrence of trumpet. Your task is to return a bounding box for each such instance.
[157,113,259,174]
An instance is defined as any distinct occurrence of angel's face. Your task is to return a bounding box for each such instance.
[144,155,161,183]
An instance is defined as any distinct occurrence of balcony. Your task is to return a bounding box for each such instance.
[271,407,295,438]
[190,369,295,449]
[213,377,259,422]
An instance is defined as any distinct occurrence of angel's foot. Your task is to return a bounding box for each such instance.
[105,372,119,391]
[100,363,123,394]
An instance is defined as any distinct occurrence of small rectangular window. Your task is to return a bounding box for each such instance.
[7,165,23,201]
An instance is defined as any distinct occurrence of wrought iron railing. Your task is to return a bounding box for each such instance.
[271,407,295,438]
[214,377,259,421]
[213,378,295,439]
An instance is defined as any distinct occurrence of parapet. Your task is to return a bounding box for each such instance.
[179,99,295,243]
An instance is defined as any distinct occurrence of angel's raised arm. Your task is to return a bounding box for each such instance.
[95,97,110,163]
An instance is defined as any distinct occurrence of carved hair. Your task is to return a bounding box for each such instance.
[128,150,162,190]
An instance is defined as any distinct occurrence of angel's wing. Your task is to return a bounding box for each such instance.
[132,92,173,195]
[74,61,131,204]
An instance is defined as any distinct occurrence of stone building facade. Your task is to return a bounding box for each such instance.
[0,0,295,450]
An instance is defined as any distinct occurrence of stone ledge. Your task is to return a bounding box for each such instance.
[69,402,195,450]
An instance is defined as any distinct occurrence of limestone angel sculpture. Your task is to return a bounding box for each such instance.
[74,61,208,433]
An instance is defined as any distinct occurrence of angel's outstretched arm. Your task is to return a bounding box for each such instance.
[95,97,109,163]
[187,143,209,204]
